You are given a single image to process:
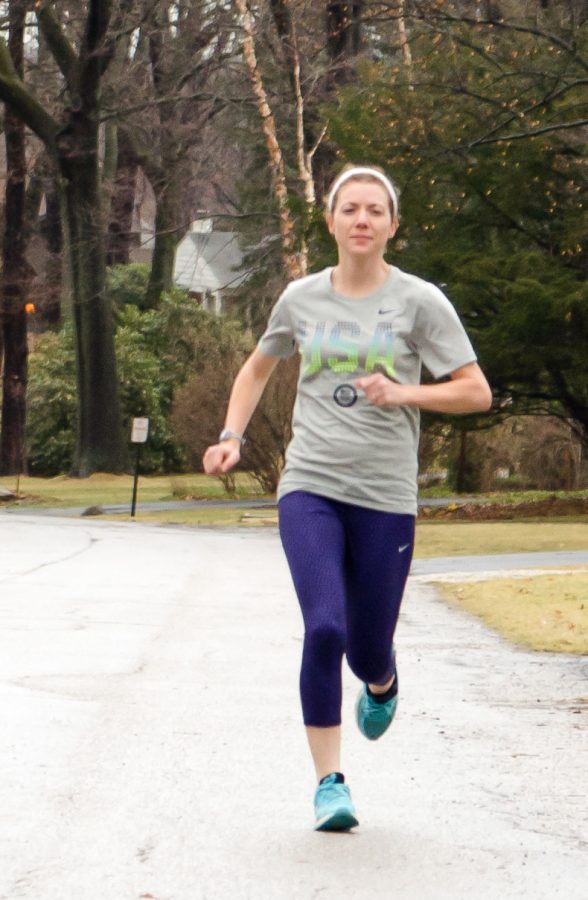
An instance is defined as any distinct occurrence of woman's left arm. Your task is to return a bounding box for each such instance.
[356,362,492,414]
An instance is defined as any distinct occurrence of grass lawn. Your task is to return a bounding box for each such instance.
[437,573,588,654]
[419,486,588,504]
[4,472,267,508]
[119,507,263,527]
[414,520,588,558]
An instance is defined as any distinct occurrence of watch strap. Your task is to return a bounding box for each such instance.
[219,428,246,445]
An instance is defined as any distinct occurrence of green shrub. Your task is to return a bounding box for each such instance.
[26,283,250,475]
[27,323,77,475]
[108,263,151,310]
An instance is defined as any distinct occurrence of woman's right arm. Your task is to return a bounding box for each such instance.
[202,347,281,475]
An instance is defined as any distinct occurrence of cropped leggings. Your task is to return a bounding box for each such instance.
[278,490,415,727]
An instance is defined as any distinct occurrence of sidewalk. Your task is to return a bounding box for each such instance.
[1,516,586,900]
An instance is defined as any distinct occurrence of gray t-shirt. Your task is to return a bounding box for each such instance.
[258,266,477,514]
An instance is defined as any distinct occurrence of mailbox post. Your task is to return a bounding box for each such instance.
[130,417,149,517]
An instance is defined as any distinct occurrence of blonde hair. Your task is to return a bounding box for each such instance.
[326,165,399,218]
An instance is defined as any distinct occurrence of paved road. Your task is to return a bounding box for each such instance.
[1,516,586,900]
[0,495,479,517]
[0,498,278,517]
[412,549,588,579]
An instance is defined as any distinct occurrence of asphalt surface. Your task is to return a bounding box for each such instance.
[0,498,279,517]
[0,494,478,517]
[411,549,588,579]
[1,515,586,900]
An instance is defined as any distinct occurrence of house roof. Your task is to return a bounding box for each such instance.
[173,230,249,294]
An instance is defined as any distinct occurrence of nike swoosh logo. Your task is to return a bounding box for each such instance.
[398,544,411,553]
[379,308,395,314]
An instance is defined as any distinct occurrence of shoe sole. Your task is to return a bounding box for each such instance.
[315,808,359,832]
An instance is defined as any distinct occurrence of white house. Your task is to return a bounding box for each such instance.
[173,218,250,314]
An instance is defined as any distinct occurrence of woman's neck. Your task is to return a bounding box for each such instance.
[331,258,391,298]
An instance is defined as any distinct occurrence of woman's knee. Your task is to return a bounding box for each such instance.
[346,645,392,685]
[305,621,346,661]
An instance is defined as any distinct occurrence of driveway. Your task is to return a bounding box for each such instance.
[0,516,586,900]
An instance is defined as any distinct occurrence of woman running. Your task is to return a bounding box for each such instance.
[203,164,492,831]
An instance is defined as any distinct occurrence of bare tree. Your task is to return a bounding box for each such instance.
[231,0,356,278]
[233,0,306,278]
[0,0,128,475]
[103,0,235,307]
[0,0,31,475]
[106,129,138,267]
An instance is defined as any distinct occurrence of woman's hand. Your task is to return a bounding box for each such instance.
[202,441,241,475]
[201,348,280,476]
[355,373,406,408]
[356,363,492,414]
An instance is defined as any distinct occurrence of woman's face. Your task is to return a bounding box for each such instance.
[327,179,398,261]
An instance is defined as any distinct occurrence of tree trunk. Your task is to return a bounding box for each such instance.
[107,127,138,267]
[456,426,468,493]
[0,0,29,476]
[0,0,129,475]
[58,116,126,476]
[1,105,29,475]
[42,179,63,326]
[22,155,62,326]
[326,1,362,76]
[145,175,178,308]
[311,1,364,198]
[234,0,305,280]
[397,0,413,68]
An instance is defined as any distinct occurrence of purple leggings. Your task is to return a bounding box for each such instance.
[278,490,415,727]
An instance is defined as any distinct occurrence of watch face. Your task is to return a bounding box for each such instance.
[333,383,358,407]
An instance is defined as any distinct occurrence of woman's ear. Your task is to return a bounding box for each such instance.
[325,212,335,235]
[389,218,399,239]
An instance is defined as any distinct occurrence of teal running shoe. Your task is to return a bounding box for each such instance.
[355,649,398,741]
[355,685,398,740]
[314,773,359,832]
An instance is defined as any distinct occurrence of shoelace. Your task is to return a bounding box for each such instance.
[316,781,349,806]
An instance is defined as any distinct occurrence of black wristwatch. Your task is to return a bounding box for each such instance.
[219,428,246,446]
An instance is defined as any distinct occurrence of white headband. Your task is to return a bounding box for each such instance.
[327,167,399,217]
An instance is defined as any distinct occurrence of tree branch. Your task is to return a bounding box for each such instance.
[101,91,242,121]
[456,77,588,147]
[35,2,78,91]
[415,10,588,74]
[547,366,588,438]
[472,118,588,145]
[79,0,114,101]
[0,38,58,151]
[467,183,553,254]
[103,0,138,76]
[174,32,231,93]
